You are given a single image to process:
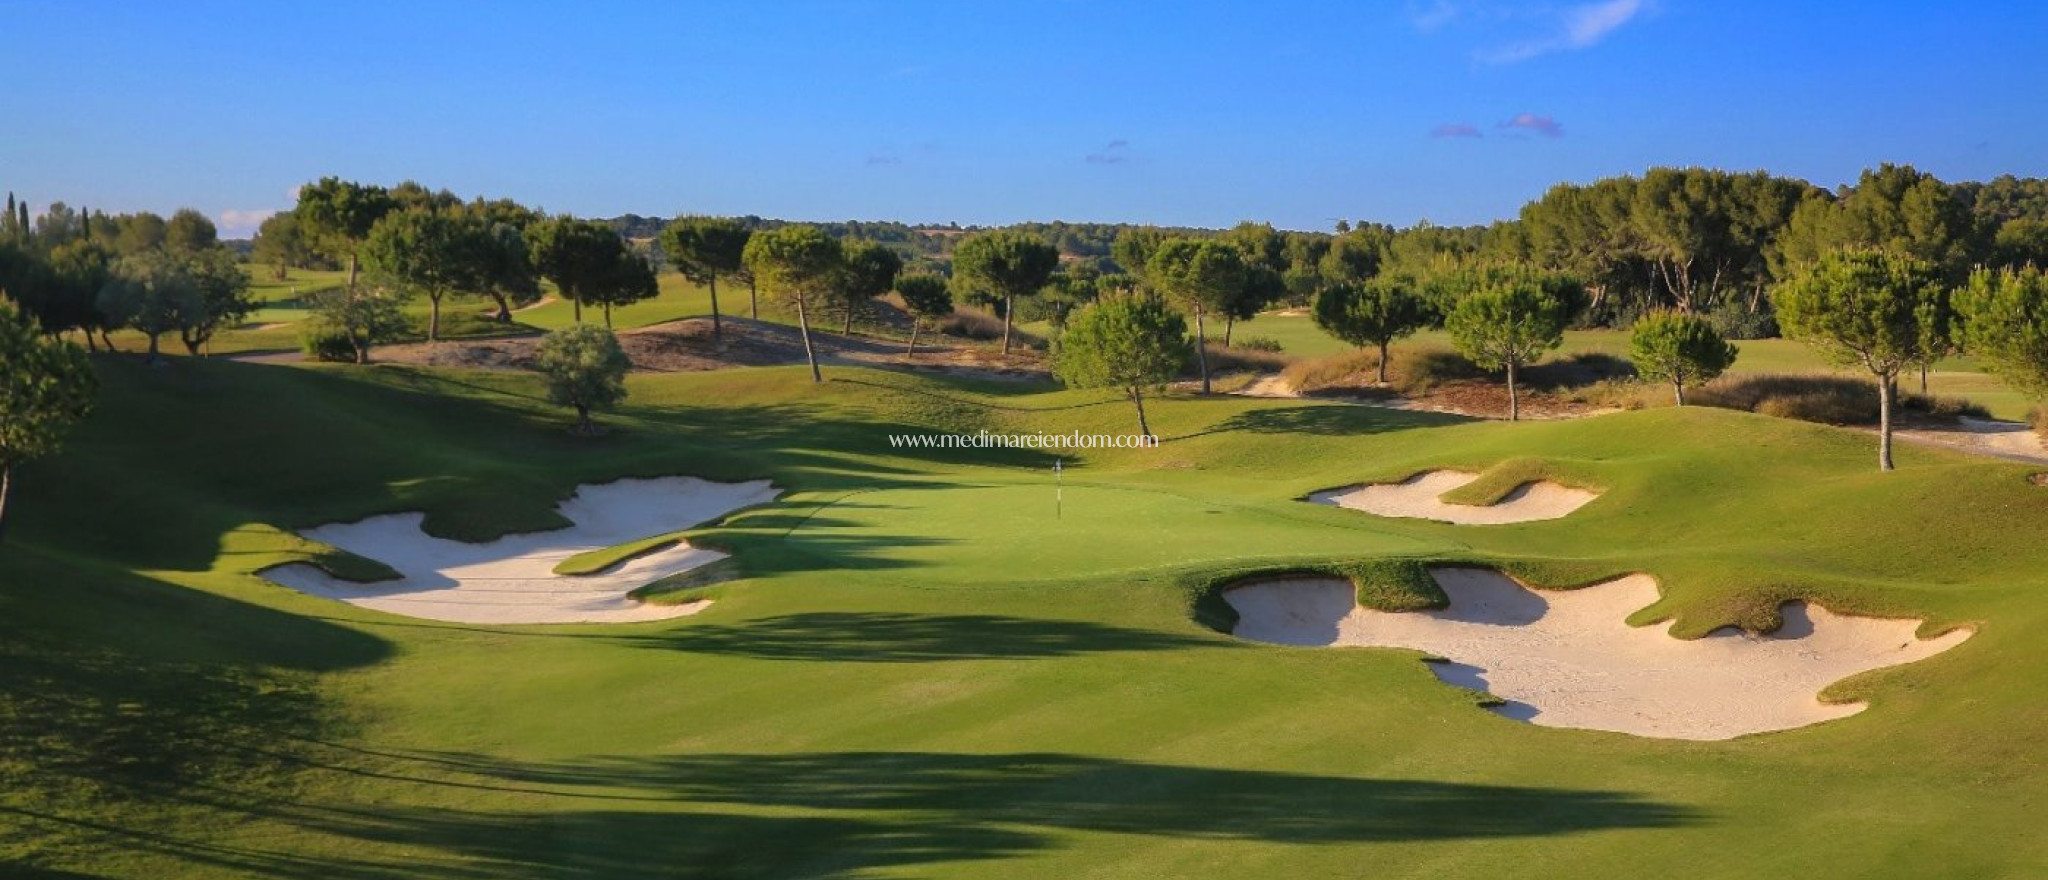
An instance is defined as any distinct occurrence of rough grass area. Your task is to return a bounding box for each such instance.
[5,357,2047,878]
[1694,373,1991,425]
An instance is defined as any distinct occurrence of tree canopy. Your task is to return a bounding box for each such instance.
[1444,281,1569,420]
[1054,294,1190,437]
[660,216,752,340]
[952,231,1059,355]
[0,296,96,544]
[535,323,632,434]
[1313,277,1432,383]
[1773,248,1946,470]
[743,225,844,383]
[1628,310,1738,405]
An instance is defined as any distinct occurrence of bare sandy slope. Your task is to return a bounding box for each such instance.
[1226,568,1971,740]
[1309,470,1597,524]
[262,477,778,624]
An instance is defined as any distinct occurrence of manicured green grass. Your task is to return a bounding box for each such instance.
[4,356,2046,878]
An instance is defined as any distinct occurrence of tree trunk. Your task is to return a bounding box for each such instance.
[576,403,591,434]
[350,327,367,365]
[1194,304,1210,394]
[748,277,758,320]
[1377,340,1390,384]
[1878,375,1896,471]
[905,322,920,357]
[83,329,98,353]
[1919,361,1929,395]
[1224,316,1235,348]
[429,293,442,342]
[100,329,115,352]
[346,252,359,294]
[146,332,161,364]
[843,302,855,336]
[492,294,512,323]
[708,275,722,342]
[573,294,582,324]
[1001,294,1014,355]
[796,294,822,383]
[1506,360,1520,421]
[1673,379,1686,406]
[1131,387,1152,438]
[603,302,613,329]
[0,466,11,547]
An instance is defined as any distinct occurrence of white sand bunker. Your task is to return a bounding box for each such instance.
[1309,470,1596,525]
[262,477,777,625]
[1226,568,1971,740]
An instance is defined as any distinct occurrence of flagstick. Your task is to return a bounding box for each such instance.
[1055,457,1062,520]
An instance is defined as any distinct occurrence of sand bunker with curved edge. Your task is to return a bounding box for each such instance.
[262,477,777,625]
[1309,470,1596,524]
[1225,568,1971,740]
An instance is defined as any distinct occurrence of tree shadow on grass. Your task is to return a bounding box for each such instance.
[639,612,1219,662]
[113,749,1708,879]
[1189,402,1471,439]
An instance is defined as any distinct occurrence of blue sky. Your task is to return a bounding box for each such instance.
[2,1,2044,236]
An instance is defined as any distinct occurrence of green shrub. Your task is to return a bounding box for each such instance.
[1709,298,1779,340]
[1754,390,1876,425]
[298,325,357,363]
[1233,336,1284,353]
[1901,393,1992,420]
[1278,345,1484,396]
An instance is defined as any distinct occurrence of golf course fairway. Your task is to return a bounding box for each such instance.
[3,357,2044,879]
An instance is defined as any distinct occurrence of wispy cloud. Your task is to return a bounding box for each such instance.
[1407,0,1460,32]
[1477,0,1645,63]
[1085,139,1132,165]
[218,208,275,238]
[864,153,903,166]
[1429,122,1485,138]
[1497,112,1565,138]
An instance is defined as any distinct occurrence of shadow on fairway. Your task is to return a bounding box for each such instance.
[643,611,1218,662]
[1201,402,1471,438]
[58,749,1704,879]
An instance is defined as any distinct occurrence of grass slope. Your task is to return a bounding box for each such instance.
[2,356,2045,878]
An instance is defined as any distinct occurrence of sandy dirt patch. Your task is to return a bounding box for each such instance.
[1309,470,1597,524]
[1890,416,2048,465]
[262,477,777,624]
[1226,568,1971,740]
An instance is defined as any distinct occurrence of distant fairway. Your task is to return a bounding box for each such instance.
[3,357,2045,878]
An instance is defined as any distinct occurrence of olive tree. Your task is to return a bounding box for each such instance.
[1312,278,1431,383]
[1774,249,1945,471]
[1444,281,1568,421]
[951,231,1058,355]
[895,272,953,357]
[303,284,413,364]
[0,297,96,544]
[535,323,631,434]
[95,252,198,363]
[1053,295,1191,438]
[743,225,843,383]
[1628,310,1738,405]
[659,216,751,341]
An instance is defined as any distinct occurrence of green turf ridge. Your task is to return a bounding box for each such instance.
[4,356,2046,878]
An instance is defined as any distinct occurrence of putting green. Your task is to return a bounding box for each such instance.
[3,357,2045,879]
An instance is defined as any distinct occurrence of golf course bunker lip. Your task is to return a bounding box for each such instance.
[261,476,778,625]
[1308,470,1596,524]
[1224,568,1972,740]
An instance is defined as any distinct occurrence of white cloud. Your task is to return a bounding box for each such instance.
[218,208,276,239]
[1422,0,1648,64]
